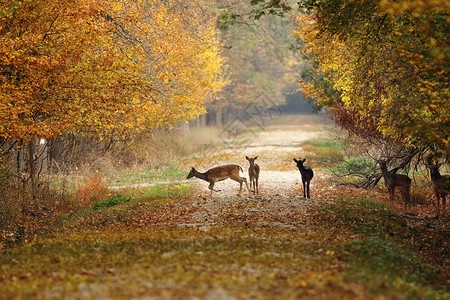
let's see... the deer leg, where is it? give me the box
[402,187,409,212]
[255,178,259,194]
[232,177,246,195]
[443,194,446,216]
[404,193,407,211]
[388,187,395,202]
[436,193,441,217]
[208,182,216,196]
[242,177,249,194]
[241,177,249,195]
[302,180,306,198]
[306,181,310,199]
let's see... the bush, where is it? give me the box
[410,185,428,205]
[76,174,108,209]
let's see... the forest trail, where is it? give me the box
[3,114,447,300]
[182,114,332,200]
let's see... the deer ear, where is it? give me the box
[302,159,306,163]
[254,156,258,160]
[293,158,298,163]
[245,156,249,160]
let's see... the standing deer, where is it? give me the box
[246,156,260,194]
[378,160,411,211]
[426,163,449,218]
[187,165,249,196]
[293,158,314,199]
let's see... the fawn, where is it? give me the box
[293,158,314,199]
[378,160,411,211]
[246,156,260,194]
[427,163,449,218]
[187,164,249,196]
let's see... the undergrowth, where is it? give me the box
[321,197,449,299]
[92,195,130,210]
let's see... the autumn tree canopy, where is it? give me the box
[214,0,303,112]
[0,0,225,141]
[294,0,449,154]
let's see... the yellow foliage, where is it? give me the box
[293,1,449,150]
[0,0,225,141]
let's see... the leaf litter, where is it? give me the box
[1,115,448,299]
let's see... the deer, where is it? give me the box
[186,164,249,196]
[426,163,449,218]
[378,160,411,211]
[293,158,314,199]
[246,156,260,194]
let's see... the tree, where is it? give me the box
[294,0,449,155]
[212,0,304,120]
[0,0,225,141]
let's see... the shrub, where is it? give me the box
[76,174,108,209]
[410,185,428,205]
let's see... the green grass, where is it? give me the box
[322,197,410,237]
[124,183,193,202]
[111,163,186,186]
[321,197,449,299]
[303,138,346,152]
[331,157,375,176]
[58,183,194,228]
[92,195,130,210]
[302,138,346,168]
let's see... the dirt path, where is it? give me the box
[184,114,332,200]
[176,115,335,233]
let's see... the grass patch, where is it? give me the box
[128,183,193,202]
[323,197,410,238]
[303,138,345,152]
[58,183,194,228]
[331,157,375,176]
[347,236,440,298]
[302,138,346,168]
[111,163,186,186]
[92,195,130,210]
[321,197,449,299]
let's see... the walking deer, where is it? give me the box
[187,164,249,196]
[378,160,411,211]
[293,158,314,199]
[426,163,449,218]
[246,156,260,194]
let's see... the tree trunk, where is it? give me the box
[215,109,222,127]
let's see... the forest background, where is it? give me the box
[0,0,449,298]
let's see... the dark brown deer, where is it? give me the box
[246,156,260,194]
[378,160,411,211]
[427,163,449,218]
[293,158,314,199]
[187,165,249,196]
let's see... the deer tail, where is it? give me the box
[238,165,243,173]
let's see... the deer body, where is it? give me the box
[293,158,314,199]
[379,160,411,210]
[187,164,248,196]
[428,164,449,217]
[246,156,260,194]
